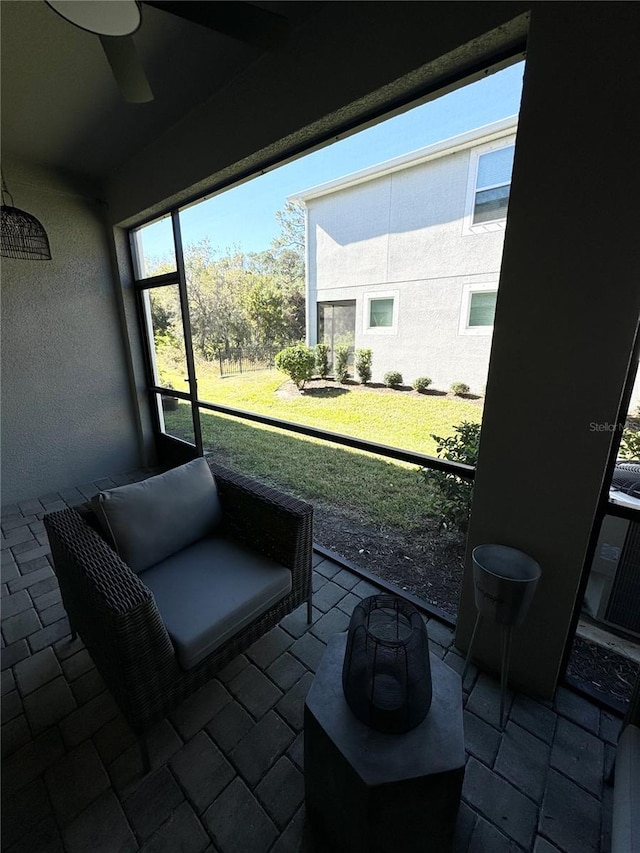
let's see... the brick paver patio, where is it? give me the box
[1,469,622,852]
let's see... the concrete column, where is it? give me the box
[455,4,640,698]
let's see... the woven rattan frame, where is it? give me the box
[1,204,52,260]
[44,461,313,734]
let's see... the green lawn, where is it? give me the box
[164,403,431,529]
[161,366,482,531]
[163,364,483,458]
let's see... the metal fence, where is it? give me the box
[218,346,278,378]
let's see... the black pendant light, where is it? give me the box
[1,174,52,261]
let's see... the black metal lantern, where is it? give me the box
[342,595,432,733]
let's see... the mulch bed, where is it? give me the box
[277,377,484,403]
[566,635,638,710]
[313,503,465,616]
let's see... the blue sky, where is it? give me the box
[141,61,524,263]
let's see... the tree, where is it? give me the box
[274,200,305,256]
[184,240,254,358]
[245,277,287,345]
[149,294,176,337]
[249,200,306,341]
[146,287,185,384]
[146,200,308,362]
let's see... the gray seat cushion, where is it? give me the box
[140,535,292,670]
[91,458,221,573]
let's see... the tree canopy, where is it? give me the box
[147,201,306,364]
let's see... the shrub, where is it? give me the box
[335,344,350,383]
[619,427,640,461]
[419,421,481,532]
[315,343,330,379]
[451,381,470,396]
[355,348,373,384]
[412,376,432,393]
[384,370,403,388]
[275,343,315,389]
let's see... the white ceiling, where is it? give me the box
[1,0,319,181]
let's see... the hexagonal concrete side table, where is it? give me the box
[304,634,465,853]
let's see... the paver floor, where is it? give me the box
[1,469,623,852]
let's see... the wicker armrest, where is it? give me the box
[208,460,313,578]
[44,508,176,725]
[45,508,149,612]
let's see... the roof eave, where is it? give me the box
[288,115,518,204]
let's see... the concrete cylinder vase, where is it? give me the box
[342,594,432,734]
[472,544,542,627]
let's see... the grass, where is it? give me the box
[160,365,483,531]
[162,363,483,457]
[164,403,432,530]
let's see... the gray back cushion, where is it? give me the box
[91,458,221,573]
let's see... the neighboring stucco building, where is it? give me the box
[291,117,518,391]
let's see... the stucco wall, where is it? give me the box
[309,277,496,391]
[306,134,514,389]
[0,160,143,503]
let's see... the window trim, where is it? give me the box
[462,138,515,235]
[458,283,498,335]
[363,290,399,335]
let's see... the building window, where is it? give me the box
[473,146,514,223]
[463,138,515,234]
[469,291,497,326]
[364,291,399,334]
[369,298,394,327]
[459,285,497,335]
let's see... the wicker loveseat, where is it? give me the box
[44,458,313,766]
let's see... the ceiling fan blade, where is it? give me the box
[143,1,289,49]
[99,34,154,103]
